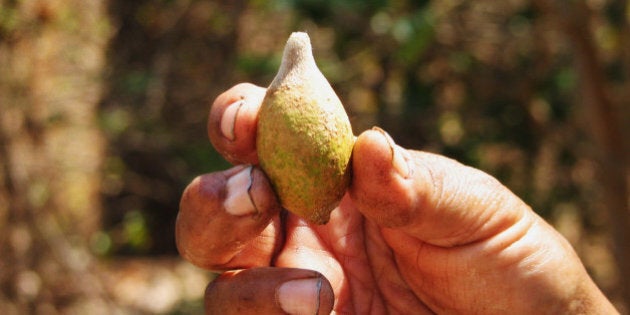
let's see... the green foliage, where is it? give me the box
[287,0,388,23]
[123,210,151,251]
[0,5,18,35]
[235,52,281,81]
[176,141,231,178]
[392,9,435,64]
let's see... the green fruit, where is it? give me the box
[257,32,355,224]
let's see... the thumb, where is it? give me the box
[349,127,528,247]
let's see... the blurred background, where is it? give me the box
[0,0,628,313]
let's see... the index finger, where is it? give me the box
[208,83,266,165]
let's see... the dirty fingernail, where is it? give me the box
[221,100,244,141]
[278,278,322,315]
[224,165,257,216]
[372,127,411,178]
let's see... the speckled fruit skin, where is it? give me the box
[257,33,354,224]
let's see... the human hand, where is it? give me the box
[176,83,617,314]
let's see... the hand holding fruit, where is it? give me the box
[175,33,617,314]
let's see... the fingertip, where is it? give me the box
[352,129,391,179]
[277,276,334,315]
[317,275,335,315]
[350,128,417,228]
[208,83,266,165]
[176,166,281,270]
[248,166,282,220]
[205,268,334,315]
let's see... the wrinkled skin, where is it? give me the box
[176,83,617,314]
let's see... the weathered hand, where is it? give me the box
[176,83,617,314]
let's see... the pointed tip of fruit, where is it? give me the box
[287,32,311,47]
[271,32,316,89]
[283,32,312,62]
[282,32,313,64]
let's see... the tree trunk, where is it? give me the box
[0,0,115,313]
[534,0,630,310]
